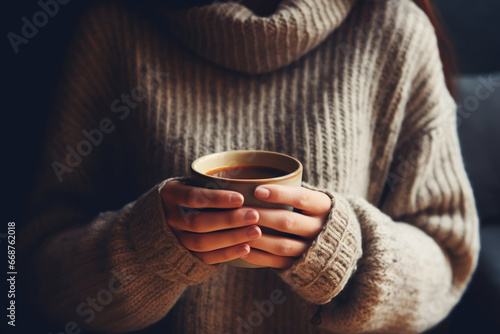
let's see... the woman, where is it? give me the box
[20,0,479,333]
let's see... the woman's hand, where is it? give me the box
[161,181,331,269]
[161,181,262,264]
[244,185,332,269]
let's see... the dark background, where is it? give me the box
[2,0,500,333]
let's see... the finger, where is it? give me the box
[242,249,296,269]
[247,234,310,257]
[254,208,324,239]
[169,207,259,233]
[192,243,250,265]
[254,185,331,215]
[162,181,244,209]
[177,225,262,252]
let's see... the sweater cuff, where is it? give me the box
[129,177,222,284]
[275,183,362,304]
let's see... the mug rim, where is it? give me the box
[191,150,303,184]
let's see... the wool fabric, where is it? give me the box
[20,0,479,333]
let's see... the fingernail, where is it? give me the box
[255,187,270,199]
[247,226,261,239]
[230,193,244,205]
[244,210,258,222]
[237,245,250,257]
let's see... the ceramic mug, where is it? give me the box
[190,150,303,268]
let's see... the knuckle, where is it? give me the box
[225,210,239,227]
[276,240,293,256]
[182,234,204,252]
[189,214,203,231]
[176,206,198,227]
[280,213,296,232]
[187,188,208,207]
[213,192,226,206]
[203,186,218,200]
[184,189,196,207]
[295,192,308,208]
[191,237,204,252]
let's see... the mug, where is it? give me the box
[190,150,303,268]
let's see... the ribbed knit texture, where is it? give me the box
[20,0,479,333]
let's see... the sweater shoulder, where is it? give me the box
[345,0,438,57]
[369,0,436,34]
[336,0,453,146]
[373,0,438,56]
[369,1,455,141]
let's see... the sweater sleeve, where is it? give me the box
[278,125,478,333]
[274,4,480,333]
[19,4,221,333]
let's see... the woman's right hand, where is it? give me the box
[160,181,262,264]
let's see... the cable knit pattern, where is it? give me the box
[19,0,479,333]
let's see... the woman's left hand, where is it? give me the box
[243,185,332,269]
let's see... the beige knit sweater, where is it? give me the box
[20,0,480,333]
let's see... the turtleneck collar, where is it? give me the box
[164,0,358,74]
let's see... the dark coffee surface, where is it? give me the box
[206,165,288,179]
